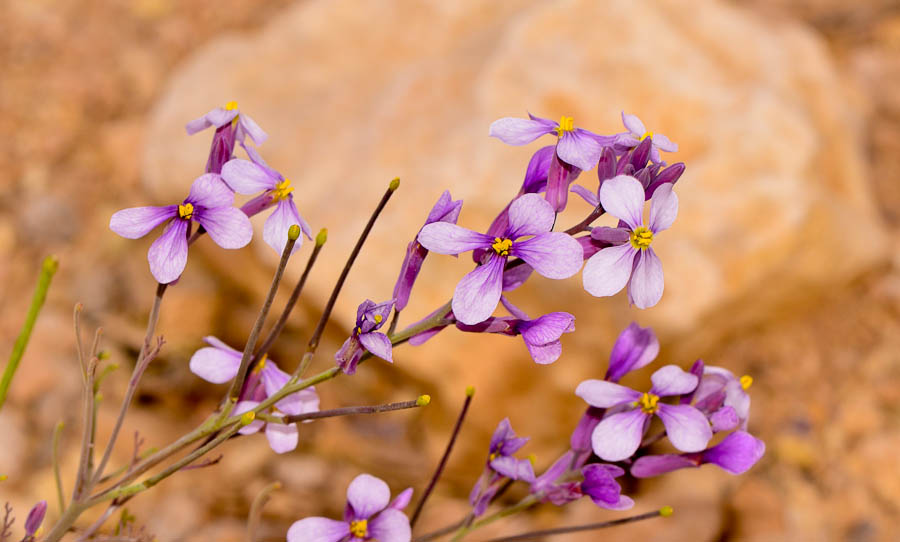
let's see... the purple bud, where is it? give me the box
[205,123,237,174]
[545,150,581,212]
[605,322,659,383]
[521,145,555,193]
[596,147,617,184]
[25,500,47,536]
[629,137,653,170]
[646,162,686,199]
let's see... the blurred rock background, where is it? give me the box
[1,0,899,540]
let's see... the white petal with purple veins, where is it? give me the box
[656,404,713,452]
[147,219,189,284]
[506,193,555,238]
[489,117,556,145]
[649,182,678,233]
[452,255,505,325]
[591,409,647,462]
[582,243,637,298]
[628,248,664,309]
[109,206,176,239]
[418,223,492,255]
[557,129,603,171]
[598,175,645,230]
[511,232,583,279]
[650,364,699,397]
[262,199,304,254]
[359,332,393,363]
[196,206,253,250]
[221,159,276,194]
[187,173,234,208]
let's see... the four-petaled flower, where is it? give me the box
[335,300,395,375]
[576,364,713,462]
[418,194,583,325]
[616,111,678,164]
[186,101,267,146]
[530,450,634,510]
[582,175,678,308]
[469,418,535,516]
[109,174,253,284]
[287,474,413,542]
[490,113,616,171]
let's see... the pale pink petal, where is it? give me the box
[221,159,276,194]
[265,421,298,453]
[147,219,189,284]
[575,379,642,408]
[628,247,664,309]
[557,129,603,171]
[582,243,637,298]
[598,175,645,230]
[591,409,647,462]
[287,518,349,542]
[621,111,646,136]
[656,404,713,452]
[109,206,176,239]
[234,401,263,435]
[489,117,556,145]
[389,488,413,510]
[347,474,391,519]
[186,173,234,208]
[452,255,504,325]
[570,185,599,208]
[237,114,267,145]
[651,132,678,152]
[189,346,241,384]
[262,199,305,254]
[650,365,699,397]
[506,193,555,238]
[418,223,492,255]
[649,182,678,233]
[511,232,583,279]
[358,332,393,363]
[196,207,253,249]
[368,509,411,542]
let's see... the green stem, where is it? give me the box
[52,421,66,513]
[450,496,539,541]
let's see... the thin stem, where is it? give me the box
[73,357,98,500]
[410,387,474,528]
[280,396,428,424]
[52,420,66,513]
[0,255,58,410]
[450,496,539,541]
[480,509,668,541]
[246,481,281,542]
[413,517,469,542]
[564,204,604,235]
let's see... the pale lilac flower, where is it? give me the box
[576,365,712,462]
[23,500,47,541]
[189,337,319,453]
[630,431,766,477]
[186,101,267,146]
[489,113,616,171]
[393,191,463,311]
[335,300,395,375]
[581,175,678,308]
[221,145,311,254]
[616,111,678,164]
[690,365,753,430]
[418,194,583,325]
[109,174,253,284]
[530,451,633,510]
[287,474,412,542]
[469,418,535,516]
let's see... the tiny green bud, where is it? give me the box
[389,177,400,191]
[659,505,674,517]
[0,474,7,482]
[465,385,475,398]
[416,394,431,407]
[288,224,301,241]
[316,228,328,246]
[43,255,59,274]
[97,350,110,360]
[241,411,257,426]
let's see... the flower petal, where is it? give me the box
[221,159,276,194]
[452,255,504,325]
[237,114,268,145]
[110,206,176,239]
[598,175,645,230]
[582,243,637,298]
[581,464,627,509]
[521,145,555,193]
[418,223,492,255]
[347,474,391,519]
[265,421,298,454]
[518,312,575,346]
[189,346,241,384]
[359,332,393,363]
[702,431,766,474]
[147,219,189,284]
[628,247,664,309]
[489,117,555,145]
[650,364,699,397]
[651,132,678,152]
[570,184,599,208]
[506,193,555,238]
[557,129,603,171]
[185,108,237,134]
[656,404,713,453]
[606,322,659,383]
[710,406,740,433]
[196,206,253,249]
[631,454,699,478]
[501,263,533,292]
[490,456,535,482]
[234,401,263,435]
[621,112,645,136]
[591,409,647,462]
[524,340,562,365]
[511,232,583,279]
[575,379,641,408]
[389,488,414,511]
[368,509,412,542]
[287,517,349,542]
[262,199,306,254]
[187,173,234,208]
[649,182,678,233]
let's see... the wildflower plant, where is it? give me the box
[0,103,765,542]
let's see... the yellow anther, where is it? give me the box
[374,314,383,324]
[557,116,575,134]
[350,519,368,538]
[640,131,654,141]
[273,178,294,201]
[489,451,500,462]
[356,326,362,334]
[416,394,431,406]
[492,237,513,257]
[252,354,268,374]
[225,101,238,111]
[635,392,660,414]
[740,375,753,390]
[629,226,653,250]
[240,411,256,425]
[527,453,537,465]
[178,203,194,220]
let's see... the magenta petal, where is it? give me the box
[263,199,307,254]
[196,206,253,249]
[570,184,600,208]
[147,219,189,284]
[368,509,412,542]
[649,182,678,233]
[265,421,298,454]
[347,474,391,519]
[418,223,492,255]
[702,431,765,474]
[557,129,603,171]
[189,346,241,384]
[511,232,583,279]
[650,365,699,397]
[524,340,562,365]
[506,193,555,238]
[452,255,504,325]
[110,206,177,239]
[582,243,637,297]
[656,404,713,453]
[519,312,574,345]
[621,112,646,136]
[575,379,641,408]
[389,488,414,511]
[358,332,393,363]
[631,454,699,478]
[628,247,664,309]
[187,173,234,208]
[591,409,647,462]
[287,517,350,542]
[489,117,556,145]
[598,175,645,230]
[221,158,276,194]
[606,322,659,383]
[710,406,740,433]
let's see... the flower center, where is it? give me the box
[492,237,513,257]
[640,130,654,141]
[629,226,653,250]
[349,519,368,538]
[225,101,238,111]
[274,178,295,200]
[636,392,660,414]
[556,116,575,135]
[740,375,753,390]
[178,203,194,220]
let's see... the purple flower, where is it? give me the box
[393,191,463,311]
[690,366,753,430]
[469,418,535,516]
[606,322,659,383]
[576,365,712,461]
[186,101,267,146]
[221,145,312,254]
[418,194,583,325]
[630,431,766,477]
[23,500,47,540]
[109,174,253,284]
[489,113,615,171]
[581,175,678,308]
[530,452,633,510]
[335,300,395,375]
[189,337,319,453]
[287,474,413,542]
[615,111,678,164]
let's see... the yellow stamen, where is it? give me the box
[374,314,383,324]
[635,392,660,414]
[273,178,295,201]
[629,226,653,250]
[740,375,753,390]
[252,354,268,374]
[350,519,368,538]
[556,116,575,135]
[225,101,238,111]
[640,130,654,141]
[492,237,513,257]
[489,451,499,462]
[178,203,194,220]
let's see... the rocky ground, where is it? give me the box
[1,0,899,540]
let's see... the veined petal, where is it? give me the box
[196,206,253,249]
[110,206,176,239]
[369,509,412,542]
[702,431,766,474]
[189,346,241,384]
[524,340,563,365]
[582,243,637,298]
[575,379,641,408]
[286,517,349,542]
[656,404,713,453]
[489,117,556,145]
[628,247,664,309]
[519,312,575,346]
[631,454,699,478]
[221,159,276,194]
[185,108,237,134]
[591,409,647,462]
[598,175,644,230]
[237,114,268,145]
[570,184,599,208]
[507,193,555,238]
[418,223,492,255]
[347,474,391,519]
[452,255,504,325]
[359,332,393,363]
[187,173,234,208]
[649,182,678,233]
[490,456,536,482]
[650,365,699,397]
[521,145,555,193]
[262,199,306,254]
[606,322,659,383]
[511,232,583,279]
[265,421,299,454]
[651,132,678,152]
[557,129,603,171]
[621,112,646,136]
[147,219,189,284]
